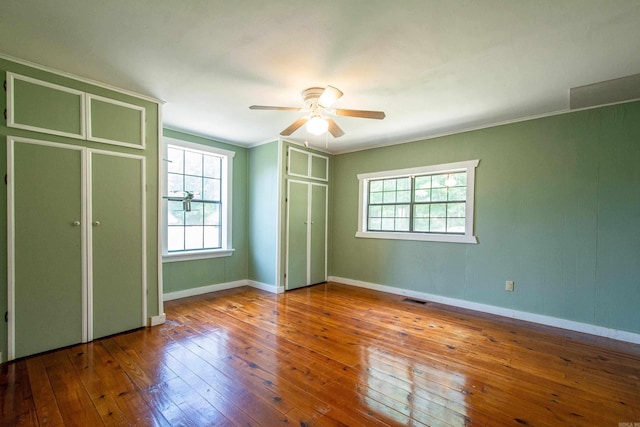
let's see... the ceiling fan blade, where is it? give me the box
[318,85,344,108]
[280,117,308,136]
[249,105,302,111]
[335,109,386,120]
[326,118,345,138]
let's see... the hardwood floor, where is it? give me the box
[2,282,639,426]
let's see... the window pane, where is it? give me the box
[414,218,429,232]
[370,192,383,204]
[447,202,466,218]
[167,226,184,251]
[451,172,467,187]
[415,189,430,202]
[397,190,411,203]
[396,177,411,190]
[432,174,446,188]
[204,226,220,248]
[203,178,220,201]
[203,155,221,178]
[168,201,184,225]
[204,203,220,226]
[368,218,382,230]
[448,187,466,201]
[447,218,465,233]
[185,226,203,250]
[396,205,410,218]
[370,180,383,192]
[185,203,203,225]
[415,176,431,189]
[431,188,447,201]
[184,175,202,197]
[184,151,203,176]
[381,218,395,230]
[395,218,410,231]
[369,205,382,218]
[167,147,184,174]
[383,179,396,192]
[430,204,446,217]
[430,218,446,232]
[382,205,395,217]
[382,191,396,204]
[414,204,430,218]
[168,173,183,194]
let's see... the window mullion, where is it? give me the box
[409,176,415,232]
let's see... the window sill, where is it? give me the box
[163,248,235,263]
[355,231,477,244]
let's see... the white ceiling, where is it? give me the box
[1,1,639,153]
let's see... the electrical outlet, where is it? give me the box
[506,280,515,292]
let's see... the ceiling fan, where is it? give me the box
[249,85,385,138]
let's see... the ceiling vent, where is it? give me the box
[570,73,640,109]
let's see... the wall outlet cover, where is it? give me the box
[506,280,515,292]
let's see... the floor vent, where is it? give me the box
[403,297,428,305]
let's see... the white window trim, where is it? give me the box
[356,159,479,244]
[162,137,235,261]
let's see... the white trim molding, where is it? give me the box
[163,280,249,301]
[163,279,284,301]
[329,276,640,345]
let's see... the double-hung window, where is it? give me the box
[162,137,235,261]
[356,160,479,244]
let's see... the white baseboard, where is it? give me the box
[163,280,248,301]
[247,280,285,294]
[148,314,166,326]
[329,276,640,345]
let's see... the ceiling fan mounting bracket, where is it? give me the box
[302,87,325,109]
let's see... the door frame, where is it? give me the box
[285,179,328,290]
[6,136,146,360]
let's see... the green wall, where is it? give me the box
[162,129,248,294]
[0,57,161,360]
[331,101,640,334]
[248,141,279,286]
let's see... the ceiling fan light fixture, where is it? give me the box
[306,115,329,135]
[317,85,344,108]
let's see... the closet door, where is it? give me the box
[90,152,145,339]
[286,180,327,290]
[286,180,309,290]
[9,140,85,359]
[309,184,327,285]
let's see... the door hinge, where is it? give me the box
[3,80,6,92]
[4,312,7,323]
[3,109,6,121]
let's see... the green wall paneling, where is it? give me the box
[8,72,85,138]
[248,141,279,286]
[330,101,640,335]
[88,95,145,148]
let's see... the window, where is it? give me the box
[162,137,235,261]
[356,160,479,244]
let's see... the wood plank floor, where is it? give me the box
[2,282,639,426]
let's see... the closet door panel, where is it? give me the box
[309,184,327,285]
[91,153,144,339]
[13,142,84,358]
[286,181,309,290]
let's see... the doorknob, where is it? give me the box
[72,220,81,226]
[93,221,101,226]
